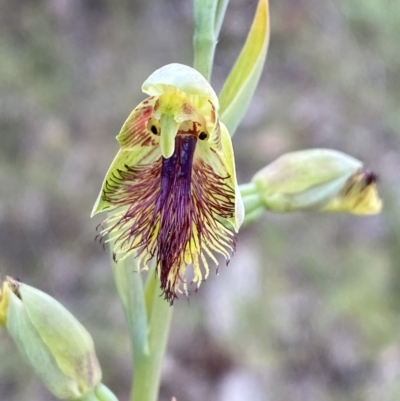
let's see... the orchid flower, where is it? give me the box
[92,63,244,303]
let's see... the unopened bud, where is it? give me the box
[0,277,102,400]
[251,149,382,214]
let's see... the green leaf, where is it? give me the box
[219,0,270,135]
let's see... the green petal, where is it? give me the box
[219,0,270,135]
[92,98,161,216]
[91,148,159,216]
[198,121,244,231]
[322,171,383,215]
[219,122,244,230]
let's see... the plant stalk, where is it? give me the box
[130,270,173,401]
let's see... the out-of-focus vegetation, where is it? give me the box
[0,0,399,400]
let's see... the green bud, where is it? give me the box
[251,149,382,214]
[0,277,102,400]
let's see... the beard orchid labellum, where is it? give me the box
[92,63,244,303]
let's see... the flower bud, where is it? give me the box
[0,277,102,400]
[251,149,382,214]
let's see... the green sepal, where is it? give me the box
[19,284,102,394]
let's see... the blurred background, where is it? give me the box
[0,0,399,400]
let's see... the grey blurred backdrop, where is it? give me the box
[1,0,399,400]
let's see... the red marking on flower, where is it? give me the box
[208,100,216,124]
[183,102,195,115]
[118,97,156,148]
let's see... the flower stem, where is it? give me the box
[193,0,229,80]
[114,258,172,401]
[193,0,218,80]
[239,181,266,226]
[94,384,120,401]
[213,0,230,38]
[79,384,119,401]
[239,181,258,197]
[130,270,173,401]
[113,258,149,364]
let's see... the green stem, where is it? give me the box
[239,181,258,197]
[130,271,173,401]
[239,181,266,226]
[193,0,218,80]
[79,392,98,401]
[214,0,230,37]
[242,205,264,227]
[242,193,263,212]
[79,384,119,401]
[94,384,120,401]
[241,192,265,227]
[113,258,149,364]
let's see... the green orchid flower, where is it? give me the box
[92,63,244,304]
